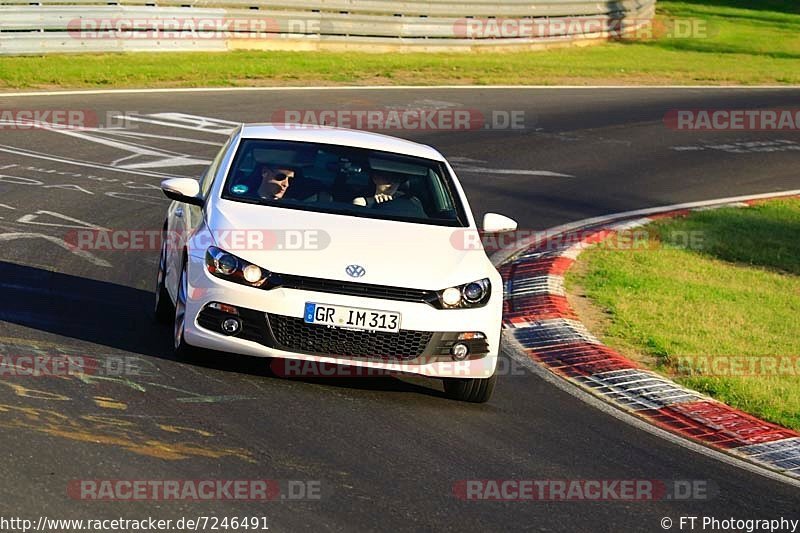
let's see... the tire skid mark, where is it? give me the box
[0,402,255,462]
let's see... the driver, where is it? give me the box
[257,164,296,200]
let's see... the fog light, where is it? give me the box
[442,287,462,307]
[221,318,241,335]
[450,342,469,361]
[242,264,265,284]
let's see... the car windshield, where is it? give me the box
[221,139,469,227]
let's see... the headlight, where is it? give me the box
[206,246,269,287]
[216,253,239,276]
[437,278,491,309]
[463,280,488,304]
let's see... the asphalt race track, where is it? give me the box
[0,88,798,531]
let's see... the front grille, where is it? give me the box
[267,314,433,361]
[265,273,439,307]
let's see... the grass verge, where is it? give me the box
[1,1,800,90]
[566,198,800,430]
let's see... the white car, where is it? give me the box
[155,124,517,402]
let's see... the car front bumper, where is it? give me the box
[182,253,501,379]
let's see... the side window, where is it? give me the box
[430,169,451,211]
[200,136,233,198]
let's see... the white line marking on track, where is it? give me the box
[0,203,14,220]
[16,210,109,230]
[102,129,224,146]
[449,157,574,178]
[455,165,574,178]
[104,191,165,205]
[110,153,140,166]
[0,144,184,179]
[35,127,212,169]
[150,111,241,127]
[118,157,209,170]
[113,112,238,135]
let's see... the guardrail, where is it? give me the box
[0,0,656,54]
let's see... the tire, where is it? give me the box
[173,258,195,359]
[443,372,497,403]
[154,237,174,324]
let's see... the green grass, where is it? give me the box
[1,0,800,89]
[566,199,800,430]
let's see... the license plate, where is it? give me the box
[304,302,401,333]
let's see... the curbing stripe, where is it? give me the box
[511,318,601,348]
[737,438,800,478]
[528,342,635,377]
[505,275,566,298]
[644,401,798,449]
[576,368,706,410]
[499,192,800,482]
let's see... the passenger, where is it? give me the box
[352,170,415,207]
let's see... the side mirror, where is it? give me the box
[161,178,204,207]
[483,213,518,233]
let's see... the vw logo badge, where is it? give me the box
[345,265,366,278]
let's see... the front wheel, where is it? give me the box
[442,372,497,403]
[154,238,174,324]
[173,260,195,359]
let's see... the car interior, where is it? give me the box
[223,139,465,225]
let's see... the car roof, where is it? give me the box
[239,123,446,162]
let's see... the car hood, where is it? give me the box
[206,200,491,289]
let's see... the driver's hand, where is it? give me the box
[374,194,393,204]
